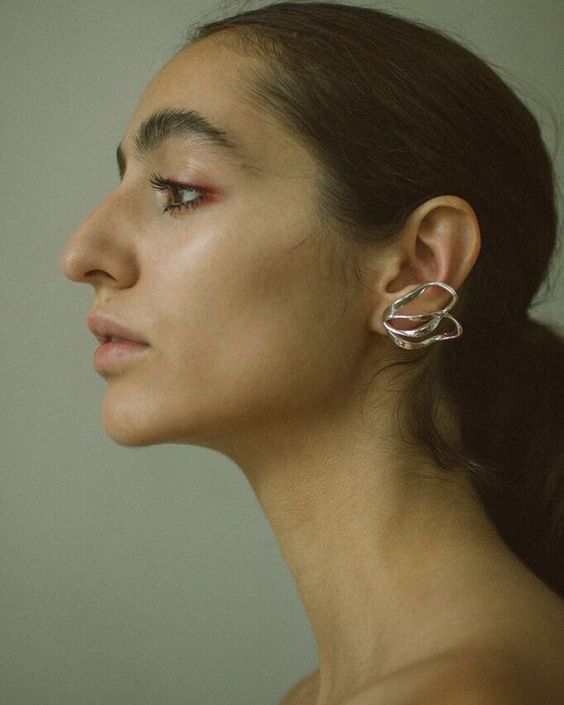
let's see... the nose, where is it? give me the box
[59,191,139,289]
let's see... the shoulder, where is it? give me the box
[414,646,562,705]
[347,649,555,705]
[414,665,538,705]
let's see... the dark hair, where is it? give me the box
[184,1,564,596]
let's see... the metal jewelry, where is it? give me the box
[382,281,463,350]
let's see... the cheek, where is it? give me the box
[166,239,346,404]
[132,226,357,436]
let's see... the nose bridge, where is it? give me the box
[59,186,136,284]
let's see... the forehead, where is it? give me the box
[123,34,316,177]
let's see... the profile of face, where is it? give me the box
[60,33,371,456]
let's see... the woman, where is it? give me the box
[59,2,564,703]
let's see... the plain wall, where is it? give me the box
[1,1,563,704]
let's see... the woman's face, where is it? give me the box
[60,34,366,451]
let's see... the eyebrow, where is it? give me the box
[116,106,249,178]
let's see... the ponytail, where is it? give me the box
[442,316,564,596]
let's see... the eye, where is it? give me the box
[149,172,207,215]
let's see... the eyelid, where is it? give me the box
[148,171,207,215]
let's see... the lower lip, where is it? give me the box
[93,340,150,372]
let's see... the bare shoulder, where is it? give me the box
[281,640,564,705]
[416,641,564,704]
[349,591,564,705]
[413,657,548,705]
[281,595,564,705]
[347,645,564,705]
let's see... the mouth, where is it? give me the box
[96,334,147,345]
[87,312,149,346]
[93,337,150,373]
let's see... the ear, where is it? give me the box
[368,195,481,337]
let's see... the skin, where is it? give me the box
[60,33,564,705]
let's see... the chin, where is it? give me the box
[101,416,166,447]
[99,389,220,449]
[100,393,173,447]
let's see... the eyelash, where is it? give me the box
[149,171,207,215]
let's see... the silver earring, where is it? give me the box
[382,281,463,350]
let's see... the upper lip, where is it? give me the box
[87,312,149,345]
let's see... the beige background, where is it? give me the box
[1,1,562,704]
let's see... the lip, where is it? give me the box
[93,338,150,373]
[87,312,149,346]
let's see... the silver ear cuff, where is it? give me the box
[382,281,463,350]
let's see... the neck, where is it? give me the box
[218,385,529,704]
